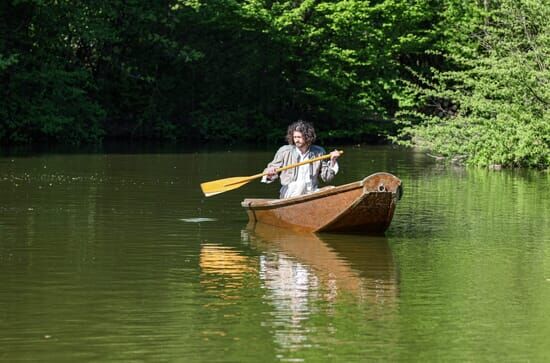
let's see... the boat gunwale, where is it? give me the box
[241,179,364,210]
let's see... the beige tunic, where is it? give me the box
[261,145,339,198]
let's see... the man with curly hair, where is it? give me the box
[262,120,341,198]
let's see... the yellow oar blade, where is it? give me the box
[200,176,255,197]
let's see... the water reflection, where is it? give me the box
[243,222,399,352]
[199,244,257,306]
[247,223,398,302]
[197,223,399,353]
[200,244,252,276]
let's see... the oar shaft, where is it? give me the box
[276,153,333,172]
[249,150,343,180]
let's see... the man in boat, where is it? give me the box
[262,120,341,199]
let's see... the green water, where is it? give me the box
[1,146,549,362]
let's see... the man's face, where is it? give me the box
[293,131,306,149]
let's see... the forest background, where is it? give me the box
[0,0,548,168]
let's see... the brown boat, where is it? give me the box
[241,172,403,234]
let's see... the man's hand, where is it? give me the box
[330,150,341,165]
[266,167,278,179]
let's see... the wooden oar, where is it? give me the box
[200,150,343,197]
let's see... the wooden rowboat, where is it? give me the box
[241,172,403,234]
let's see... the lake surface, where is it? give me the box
[1,145,549,362]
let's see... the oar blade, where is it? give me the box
[200,176,253,197]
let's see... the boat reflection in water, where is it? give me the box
[243,222,399,351]
[244,222,399,306]
[198,223,398,305]
[198,223,399,353]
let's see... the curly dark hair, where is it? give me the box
[285,120,316,146]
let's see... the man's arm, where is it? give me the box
[320,150,341,182]
[261,146,287,183]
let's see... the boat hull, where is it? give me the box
[241,172,402,234]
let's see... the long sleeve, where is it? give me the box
[261,146,287,184]
[320,159,338,182]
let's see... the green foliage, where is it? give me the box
[10,67,105,143]
[1,0,106,144]
[0,53,18,71]
[253,0,442,129]
[1,0,444,145]
[393,0,549,169]
[1,0,546,169]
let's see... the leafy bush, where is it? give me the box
[393,0,549,169]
